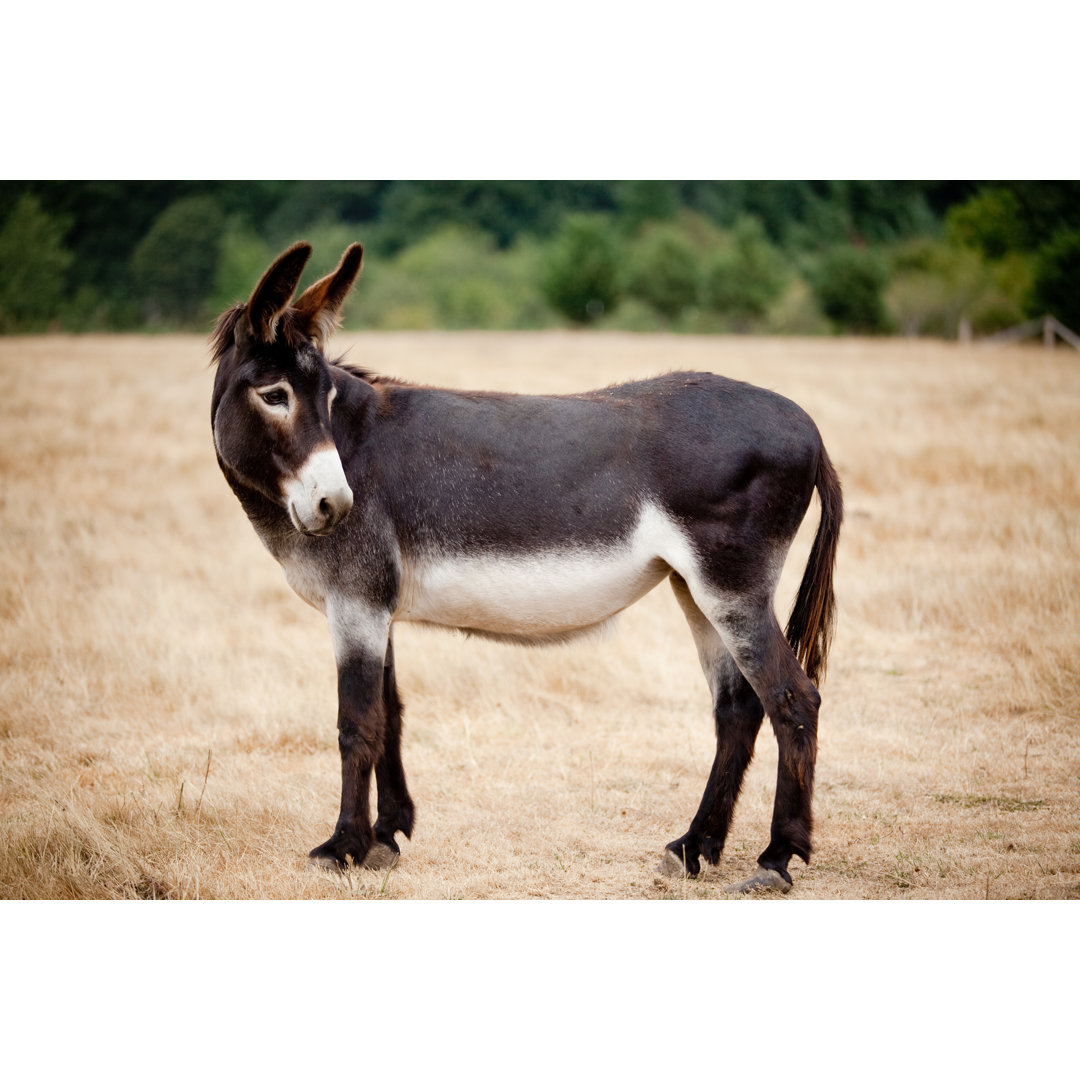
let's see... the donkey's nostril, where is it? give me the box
[318,497,332,521]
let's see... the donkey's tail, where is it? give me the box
[786,443,843,686]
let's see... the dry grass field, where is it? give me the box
[1,330,1077,900]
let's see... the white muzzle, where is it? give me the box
[283,446,354,535]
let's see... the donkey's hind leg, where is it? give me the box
[370,636,415,866]
[708,595,821,893]
[658,574,765,878]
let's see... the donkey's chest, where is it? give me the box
[278,550,329,612]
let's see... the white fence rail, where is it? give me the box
[981,315,1080,351]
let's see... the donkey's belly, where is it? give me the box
[399,549,670,639]
[396,502,696,641]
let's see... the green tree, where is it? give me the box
[1028,229,1080,328]
[946,188,1027,259]
[624,223,701,320]
[812,246,892,334]
[541,215,621,324]
[885,238,1031,337]
[210,219,272,313]
[131,195,226,325]
[395,226,521,328]
[0,194,73,331]
[704,216,787,326]
[616,181,680,234]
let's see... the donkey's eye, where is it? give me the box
[259,388,289,408]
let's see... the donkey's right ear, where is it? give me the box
[245,242,313,343]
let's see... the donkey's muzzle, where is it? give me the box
[284,447,354,536]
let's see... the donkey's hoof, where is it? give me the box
[307,854,346,875]
[723,868,792,896]
[361,842,399,871]
[656,848,693,879]
[307,843,398,874]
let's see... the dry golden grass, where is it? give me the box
[1,331,1078,900]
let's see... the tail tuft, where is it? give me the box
[786,446,843,685]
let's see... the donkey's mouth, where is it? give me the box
[289,503,351,537]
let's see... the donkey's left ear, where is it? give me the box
[293,243,364,347]
[247,241,312,343]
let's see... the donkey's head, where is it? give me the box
[211,242,363,536]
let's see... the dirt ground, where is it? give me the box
[1,331,1077,899]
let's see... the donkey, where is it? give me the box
[210,242,843,894]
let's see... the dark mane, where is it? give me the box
[210,304,392,385]
[209,305,245,366]
[331,355,400,385]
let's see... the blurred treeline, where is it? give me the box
[2,180,1078,336]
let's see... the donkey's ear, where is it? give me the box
[292,243,364,347]
[246,242,312,343]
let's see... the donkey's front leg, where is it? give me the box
[309,602,391,871]
[373,637,415,856]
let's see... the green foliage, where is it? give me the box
[971,253,1034,333]
[599,297,668,332]
[887,240,978,337]
[131,196,225,325]
[766,277,831,336]
[373,181,615,253]
[812,246,892,334]
[3,181,1080,338]
[616,181,680,234]
[541,216,621,324]
[703,216,787,327]
[0,194,73,331]
[210,219,273,313]
[350,226,552,331]
[886,238,1033,337]
[624,224,701,321]
[1028,229,1080,327]
[946,188,1027,259]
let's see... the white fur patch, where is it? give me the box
[671,579,731,702]
[327,594,391,663]
[396,501,697,640]
[683,542,790,666]
[282,445,353,534]
[279,551,328,613]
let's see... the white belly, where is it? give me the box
[396,502,696,641]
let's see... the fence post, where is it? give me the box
[1044,316,1055,349]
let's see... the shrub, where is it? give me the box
[766,277,831,336]
[623,224,701,321]
[349,226,551,330]
[946,188,1027,259]
[704,216,787,327]
[886,239,1033,337]
[0,194,73,332]
[812,246,892,334]
[131,196,225,325]
[615,181,680,233]
[210,219,272,314]
[600,297,667,332]
[1027,229,1080,329]
[541,215,621,324]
